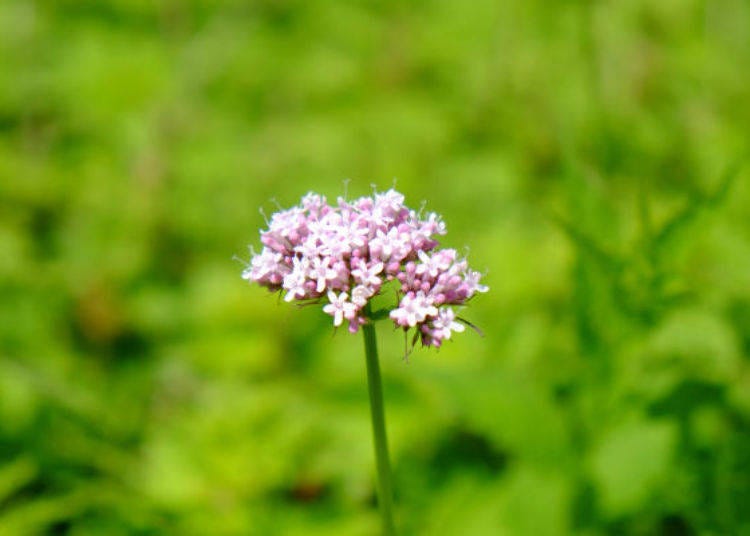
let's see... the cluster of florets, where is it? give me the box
[242,189,487,348]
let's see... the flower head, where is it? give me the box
[243,188,488,348]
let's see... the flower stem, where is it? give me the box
[362,304,396,535]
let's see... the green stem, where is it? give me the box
[362,304,396,535]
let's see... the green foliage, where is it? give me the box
[2,0,750,534]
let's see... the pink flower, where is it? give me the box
[464,270,489,295]
[430,307,465,342]
[351,259,384,287]
[415,249,455,279]
[390,292,438,327]
[374,189,405,213]
[242,248,284,282]
[309,257,337,293]
[351,285,374,307]
[282,256,310,302]
[323,291,358,327]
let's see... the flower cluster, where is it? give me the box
[242,189,487,347]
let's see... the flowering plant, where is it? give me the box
[243,189,487,348]
[243,188,487,534]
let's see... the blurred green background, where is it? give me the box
[2,0,750,534]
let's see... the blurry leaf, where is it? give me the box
[729,368,750,418]
[590,418,677,516]
[0,361,37,432]
[551,214,623,272]
[451,372,570,468]
[0,487,94,535]
[645,308,741,383]
[0,457,37,505]
[420,469,570,536]
[500,468,571,536]
[140,435,206,507]
[420,476,506,536]
[653,160,743,258]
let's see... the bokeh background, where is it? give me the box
[2,0,750,534]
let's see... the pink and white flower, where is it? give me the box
[390,291,438,328]
[323,291,358,327]
[309,257,337,293]
[430,307,465,342]
[351,259,384,287]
